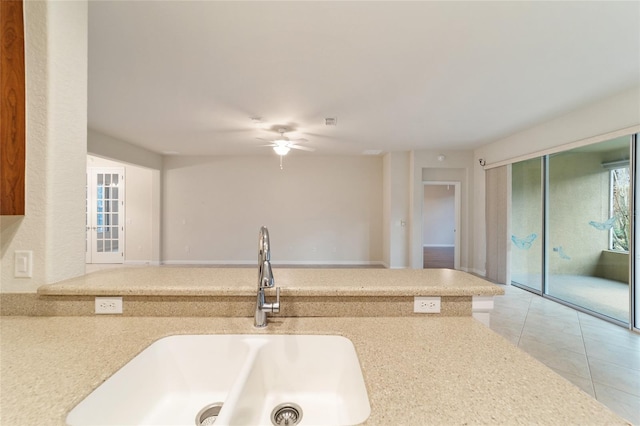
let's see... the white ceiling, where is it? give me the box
[88,1,640,156]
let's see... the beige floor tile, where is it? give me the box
[593,382,640,425]
[490,313,526,329]
[549,367,595,397]
[584,337,640,371]
[492,284,640,421]
[489,323,522,346]
[522,314,583,337]
[520,326,586,354]
[518,336,591,379]
[525,306,579,321]
[491,305,529,321]
[580,321,640,352]
[589,357,640,397]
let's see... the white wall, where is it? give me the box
[87,156,155,263]
[162,155,383,264]
[477,87,640,168]
[0,1,87,293]
[88,129,163,170]
[423,185,455,246]
[382,152,410,268]
[473,86,640,276]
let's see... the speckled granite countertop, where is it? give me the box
[37,267,504,297]
[0,316,626,425]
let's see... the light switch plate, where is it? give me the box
[14,250,33,278]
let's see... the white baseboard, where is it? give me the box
[273,260,384,266]
[124,260,160,266]
[162,260,253,266]
[460,267,486,276]
[161,260,385,266]
[422,244,455,248]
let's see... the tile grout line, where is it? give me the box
[577,312,597,399]
[516,292,534,347]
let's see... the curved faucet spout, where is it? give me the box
[255,226,280,328]
[260,260,274,288]
[258,226,270,264]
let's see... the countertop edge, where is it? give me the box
[36,286,504,297]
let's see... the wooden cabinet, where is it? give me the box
[1,0,26,215]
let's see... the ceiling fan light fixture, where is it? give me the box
[273,145,290,156]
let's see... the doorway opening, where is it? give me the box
[422,182,460,269]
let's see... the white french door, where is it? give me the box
[86,167,125,264]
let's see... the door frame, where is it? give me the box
[422,181,461,269]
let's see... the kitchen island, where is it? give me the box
[0,315,627,425]
[2,267,503,317]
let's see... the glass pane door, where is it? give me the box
[547,137,630,323]
[511,158,543,292]
[86,167,125,264]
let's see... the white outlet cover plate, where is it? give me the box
[413,296,441,313]
[95,297,123,314]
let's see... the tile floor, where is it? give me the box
[488,284,640,424]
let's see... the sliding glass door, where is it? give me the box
[511,158,543,292]
[546,138,630,323]
[511,135,633,326]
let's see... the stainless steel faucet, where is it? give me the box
[255,226,280,327]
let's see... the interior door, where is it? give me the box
[86,167,125,264]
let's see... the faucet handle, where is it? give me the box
[272,287,280,313]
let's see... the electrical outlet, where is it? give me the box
[414,296,441,313]
[95,297,123,314]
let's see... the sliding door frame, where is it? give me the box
[510,135,636,330]
[632,134,638,332]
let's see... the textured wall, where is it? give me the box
[162,155,383,264]
[0,1,87,293]
[45,0,88,284]
[0,1,48,292]
[382,152,410,268]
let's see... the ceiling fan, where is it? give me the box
[257,128,315,156]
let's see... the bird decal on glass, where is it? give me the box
[553,246,571,260]
[511,233,537,250]
[588,217,616,231]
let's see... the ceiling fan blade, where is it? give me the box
[260,144,277,147]
[289,144,315,152]
[291,138,308,143]
[256,137,273,142]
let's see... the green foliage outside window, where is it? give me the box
[611,168,629,251]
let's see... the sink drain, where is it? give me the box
[271,402,303,426]
[195,402,223,426]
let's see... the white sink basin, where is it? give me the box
[66,335,370,426]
